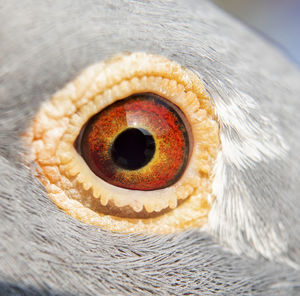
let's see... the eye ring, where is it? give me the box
[26,52,220,233]
[57,75,212,213]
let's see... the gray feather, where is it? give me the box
[0,0,299,294]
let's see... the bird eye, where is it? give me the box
[25,53,220,233]
[76,92,191,191]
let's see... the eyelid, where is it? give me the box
[25,52,220,234]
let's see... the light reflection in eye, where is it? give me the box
[76,92,191,192]
[25,53,220,233]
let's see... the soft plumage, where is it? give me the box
[0,0,299,295]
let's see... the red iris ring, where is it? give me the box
[76,93,191,191]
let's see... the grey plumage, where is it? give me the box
[0,0,299,295]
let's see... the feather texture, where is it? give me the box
[0,0,299,294]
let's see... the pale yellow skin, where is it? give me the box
[25,53,220,234]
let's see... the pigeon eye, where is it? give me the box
[25,53,220,233]
[76,93,191,191]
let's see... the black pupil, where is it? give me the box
[111,128,155,170]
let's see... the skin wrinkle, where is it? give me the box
[26,54,218,232]
[0,0,300,295]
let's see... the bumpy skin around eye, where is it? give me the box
[2,1,300,295]
[25,52,220,232]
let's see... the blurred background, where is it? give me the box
[212,0,300,67]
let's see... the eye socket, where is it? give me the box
[25,53,220,233]
[76,92,191,191]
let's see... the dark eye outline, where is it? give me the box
[75,92,192,192]
[25,52,220,234]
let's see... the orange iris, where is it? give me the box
[77,93,191,190]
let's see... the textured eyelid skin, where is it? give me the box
[25,52,220,234]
